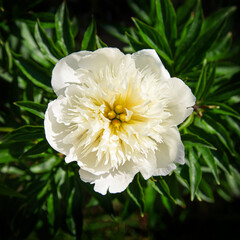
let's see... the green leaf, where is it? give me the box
[204,102,240,120]
[206,32,232,61]
[176,6,236,74]
[132,18,172,66]
[96,36,108,49]
[181,132,216,149]
[126,32,146,51]
[14,57,52,92]
[127,174,145,216]
[155,0,167,40]
[188,148,202,201]
[197,178,215,203]
[34,21,63,64]
[17,21,51,68]
[21,140,49,157]
[216,65,240,80]
[81,18,97,51]
[175,0,203,62]
[160,0,177,46]
[2,125,44,143]
[14,101,47,119]
[55,2,75,55]
[179,113,194,131]
[204,114,236,156]
[191,120,231,173]
[194,59,208,100]
[201,6,236,35]
[127,0,152,25]
[201,63,216,100]
[197,147,220,185]
[0,148,17,163]
[176,0,196,28]
[151,177,176,204]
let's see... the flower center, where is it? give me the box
[106,104,128,129]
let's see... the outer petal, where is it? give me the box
[52,51,91,96]
[44,100,72,155]
[132,49,170,80]
[140,127,184,179]
[79,161,139,195]
[52,48,125,96]
[167,77,196,126]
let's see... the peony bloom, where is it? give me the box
[44,48,196,195]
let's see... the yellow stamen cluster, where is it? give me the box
[106,104,127,129]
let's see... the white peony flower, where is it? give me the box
[44,48,196,195]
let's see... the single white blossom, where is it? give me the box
[44,48,196,195]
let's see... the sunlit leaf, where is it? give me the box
[81,18,97,51]
[55,2,75,55]
[14,57,52,92]
[132,17,173,66]
[14,101,47,119]
[34,21,63,63]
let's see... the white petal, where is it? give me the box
[44,101,72,155]
[79,161,139,195]
[154,126,184,170]
[52,48,125,96]
[76,48,125,73]
[52,51,91,95]
[167,77,196,126]
[132,49,170,79]
[140,127,184,179]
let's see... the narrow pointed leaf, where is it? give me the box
[132,18,172,65]
[206,32,232,61]
[176,0,196,28]
[55,2,75,55]
[181,132,216,149]
[96,36,108,48]
[14,101,47,119]
[197,146,220,184]
[34,21,63,64]
[13,58,52,92]
[175,0,203,61]
[81,18,97,51]
[151,177,176,203]
[155,0,167,41]
[194,59,208,100]
[2,126,44,143]
[126,32,146,51]
[127,0,152,25]
[160,0,177,46]
[189,148,202,201]
[176,6,236,74]
[21,140,49,157]
[204,102,240,120]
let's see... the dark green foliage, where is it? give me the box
[0,0,240,239]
